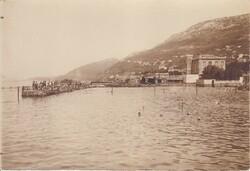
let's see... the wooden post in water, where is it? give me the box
[17,86,20,102]
[111,86,113,95]
[195,83,198,95]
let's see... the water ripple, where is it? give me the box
[2,87,249,169]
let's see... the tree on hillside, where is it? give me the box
[239,61,250,74]
[201,65,225,80]
[224,61,242,80]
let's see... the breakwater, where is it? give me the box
[21,79,87,97]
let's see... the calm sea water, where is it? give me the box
[1,84,249,170]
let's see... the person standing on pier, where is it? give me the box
[32,81,35,90]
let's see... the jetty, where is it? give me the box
[21,79,87,97]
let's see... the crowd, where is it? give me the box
[21,79,87,92]
[32,81,58,90]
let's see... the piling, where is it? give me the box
[111,87,113,95]
[195,83,198,95]
[17,87,20,102]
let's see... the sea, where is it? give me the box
[1,81,249,170]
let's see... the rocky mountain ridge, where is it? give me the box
[26,13,250,82]
[105,13,249,76]
[56,58,119,81]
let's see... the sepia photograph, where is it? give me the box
[0,0,249,170]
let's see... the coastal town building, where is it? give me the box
[186,55,193,74]
[237,54,250,62]
[189,54,226,75]
[184,74,199,83]
[90,81,109,87]
[185,54,226,83]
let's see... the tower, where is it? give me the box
[186,55,193,74]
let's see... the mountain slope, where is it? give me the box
[56,58,118,81]
[106,13,250,75]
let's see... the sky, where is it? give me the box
[1,0,249,80]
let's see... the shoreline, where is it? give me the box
[1,82,248,99]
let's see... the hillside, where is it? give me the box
[56,58,118,81]
[106,13,250,75]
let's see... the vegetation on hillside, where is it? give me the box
[106,13,249,76]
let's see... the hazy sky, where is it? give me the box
[1,0,249,79]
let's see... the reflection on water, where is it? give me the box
[1,86,249,169]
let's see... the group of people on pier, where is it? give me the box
[21,79,87,97]
[21,80,60,91]
[32,81,57,90]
